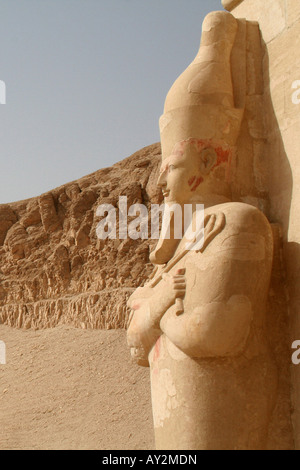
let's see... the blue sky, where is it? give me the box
[0,0,223,203]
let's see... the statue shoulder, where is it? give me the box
[200,202,273,261]
[211,202,272,239]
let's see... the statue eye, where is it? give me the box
[168,164,176,172]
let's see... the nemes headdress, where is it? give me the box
[159,11,244,162]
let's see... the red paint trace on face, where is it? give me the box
[188,176,196,186]
[215,147,230,166]
[170,138,232,172]
[191,177,203,192]
[132,303,140,311]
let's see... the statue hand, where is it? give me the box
[127,268,186,332]
[162,268,186,303]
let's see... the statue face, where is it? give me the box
[157,140,217,204]
[157,139,229,204]
[157,152,197,204]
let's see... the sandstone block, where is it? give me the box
[266,20,300,131]
[232,0,286,43]
[287,0,300,27]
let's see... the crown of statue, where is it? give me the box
[159,11,244,161]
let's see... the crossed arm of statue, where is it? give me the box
[127,268,186,366]
[127,205,273,367]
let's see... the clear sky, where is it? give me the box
[0,0,223,203]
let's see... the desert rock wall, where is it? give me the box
[0,143,162,330]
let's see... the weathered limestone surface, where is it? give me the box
[230,0,286,43]
[0,144,162,330]
[286,0,300,27]
[228,0,300,452]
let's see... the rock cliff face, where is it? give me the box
[0,143,162,330]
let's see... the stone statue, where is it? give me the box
[127,11,277,450]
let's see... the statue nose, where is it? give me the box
[157,170,167,188]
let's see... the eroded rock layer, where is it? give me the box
[0,143,162,330]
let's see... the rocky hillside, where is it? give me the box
[0,143,162,330]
